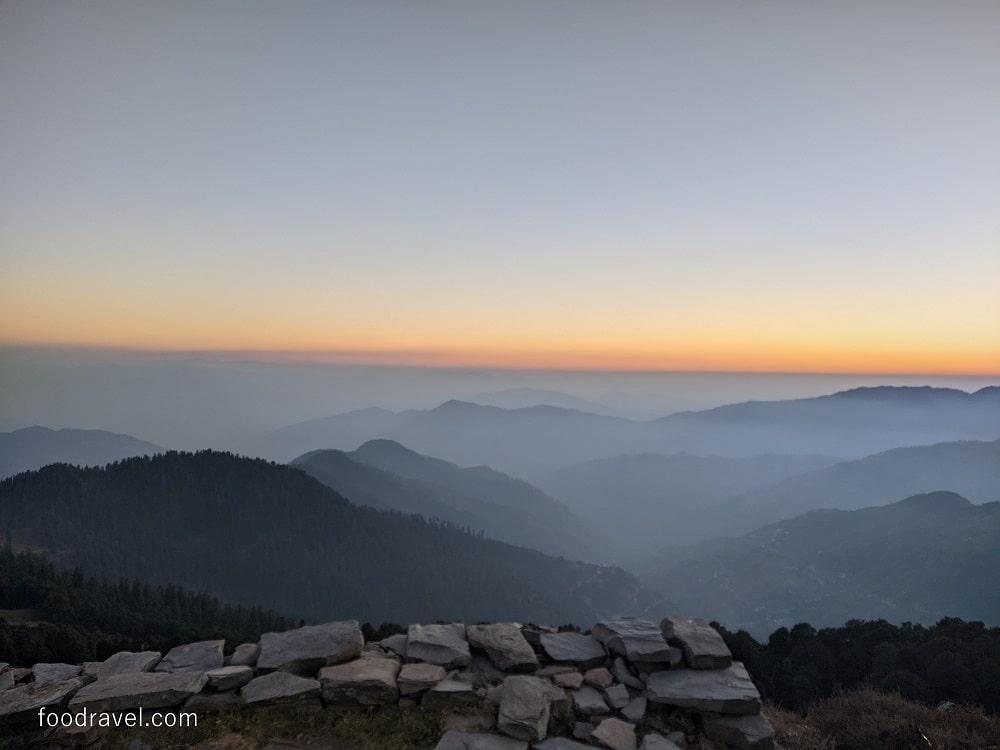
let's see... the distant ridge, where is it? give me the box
[641,490,1000,635]
[0,426,162,479]
[246,385,1000,478]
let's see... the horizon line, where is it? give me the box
[2,343,998,379]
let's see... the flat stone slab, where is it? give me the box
[155,640,224,673]
[538,633,605,668]
[206,666,254,691]
[32,663,82,686]
[592,618,673,664]
[604,683,630,709]
[435,731,528,750]
[241,671,320,705]
[98,651,161,679]
[497,675,551,742]
[646,662,760,715]
[408,623,471,668]
[398,662,446,695]
[621,695,646,723]
[591,717,636,750]
[380,633,409,658]
[703,712,776,749]
[257,621,363,675]
[660,617,732,670]
[0,678,86,723]
[571,685,608,715]
[584,667,612,689]
[552,672,583,689]
[467,623,539,672]
[227,643,260,667]
[320,654,400,705]
[69,672,207,712]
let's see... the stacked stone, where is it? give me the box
[0,616,775,749]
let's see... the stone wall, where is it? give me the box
[0,616,776,750]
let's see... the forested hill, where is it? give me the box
[0,452,645,624]
[0,548,296,666]
[294,439,602,561]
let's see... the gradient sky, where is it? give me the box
[1,1,998,374]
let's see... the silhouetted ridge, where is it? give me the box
[892,490,976,513]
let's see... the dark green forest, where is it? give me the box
[0,548,296,665]
[720,618,1000,714]
[0,451,642,624]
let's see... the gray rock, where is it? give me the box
[498,675,551,741]
[81,662,102,680]
[32,663,82,686]
[591,717,637,750]
[421,678,479,710]
[459,654,508,686]
[435,730,528,750]
[227,643,260,667]
[445,708,497,733]
[257,621,363,675]
[155,640,224,673]
[98,651,161,679]
[205,665,254,691]
[703,713,776,749]
[398,662,447,695]
[573,721,594,740]
[380,633,409,658]
[241,671,321,705]
[638,734,683,750]
[572,685,609,715]
[612,658,643,690]
[69,672,207,712]
[592,618,673,664]
[185,691,245,712]
[0,678,86,723]
[645,662,760,715]
[621,695,646,723]
[584,667,613,688]
[552,671,583,689]
[660,617,732,670]
[0,670,12,692]
[320,654,400,705]
[539,633,605,668]
[467,623,539,672]
[542,681,571,725]
[408,623,471,668]
[604,683,630,709]
[535,739,592,750]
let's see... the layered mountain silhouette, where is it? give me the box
[0,426,161,479]
[540,452,840,560]
[724,438,1000,533]
[641,491,1000,635]
[294,439,602,561]
[0,451,645,624]
[245,386,1000,479]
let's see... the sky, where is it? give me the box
[1,0,998,374]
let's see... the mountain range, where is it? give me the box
[641,491,1000,635]
[294,439,603,561]
[0,426,161,479]
[244,386,1000,479]
[0,451,645,624]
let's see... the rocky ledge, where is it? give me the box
[0,615,777,750]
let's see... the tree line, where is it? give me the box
[720,618,1000,714]
[0,547,297,665]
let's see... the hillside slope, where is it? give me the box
[641,491,1000,635]
[295,440,602,561]
[0,452,645,624]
